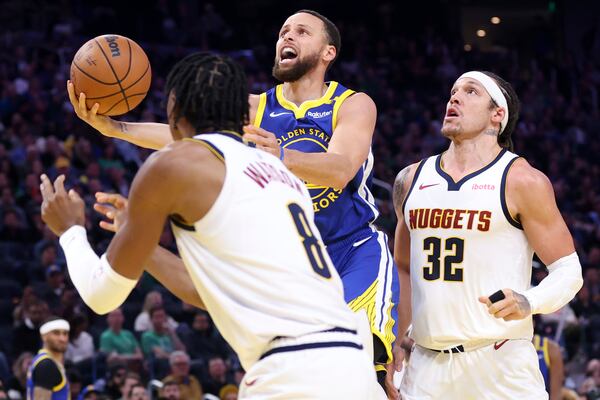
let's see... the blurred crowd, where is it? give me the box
[0,1,599,399]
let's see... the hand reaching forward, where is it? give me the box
[93,192,129,233]
[40,174,85,236]
[243,125,283,159]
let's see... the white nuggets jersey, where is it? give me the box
[171,132,356,370]
[403,149,534,349]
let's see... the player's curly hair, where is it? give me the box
[482,71,520,152]
[165,52,249,135]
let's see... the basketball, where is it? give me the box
[70,34,151,116]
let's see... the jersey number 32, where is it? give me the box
[423,237,465,281]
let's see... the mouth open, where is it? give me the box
[445,108,459,118]
[279,47,298,65]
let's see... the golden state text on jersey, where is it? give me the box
[253,81,378,244]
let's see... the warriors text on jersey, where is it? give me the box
[403,149,534,349]
[170,132,357,370]
[253,81,379,244]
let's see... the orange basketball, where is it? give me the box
[70,34,151,116]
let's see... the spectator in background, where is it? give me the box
[128,384,149,400]
[103,363,127,400]
[118,371,141,400]
[99,308,143,368]
[184,311,230,362]
[5,352,32,400]
[201,357,231,397]
[140,306,185,359]
[34,264,65,314]
[160,381,181,400]
[135,291,177,333]
[12,298,48,357]
[162,351,203,400]
[218,384,238,400]
[65,313,95,365]
[67,368,83,400]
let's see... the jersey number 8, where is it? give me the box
[288,203,332,279]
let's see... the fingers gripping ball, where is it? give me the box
[70,34,151,116]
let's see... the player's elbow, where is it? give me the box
[82,293,125,315]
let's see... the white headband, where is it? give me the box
[458,71,509,134]
[40,319,70,335]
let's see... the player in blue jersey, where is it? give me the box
[533,333,564,399]
[67,10,399,398]
[26,318,70,400]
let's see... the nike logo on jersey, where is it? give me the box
[269,111,292,117]
[419,183,440,190]
[352,237,372,247]
[493,339,509,350]
[245,378,258,386]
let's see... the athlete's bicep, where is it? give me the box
[106,153,176,279]
[392,163,419,272]
[327,93,376,175]
[509,161,575,265]
[33,387,52,400]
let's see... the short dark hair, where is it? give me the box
[165,52,249,135]
[481,71,520,151]
[295,9,341,67]
[148,305,165,318]
[129,383,146,397]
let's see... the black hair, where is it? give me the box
[481,71,520,152]
[148,304,165,318]
[165,52,249,135]
[295,9,341,68]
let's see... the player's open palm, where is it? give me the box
[479,288,532,321]
[67,80,118,138]
[94,192,128,233]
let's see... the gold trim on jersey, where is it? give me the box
[348,280,396,364]
[32,352,67,392]
[275,81,338,119]
[183,138,225,162]
[253,93,267,127]
[332,89,355,130]
[534,335,551,368]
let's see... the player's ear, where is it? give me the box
[322,45,336,63]
[492,106,506,125]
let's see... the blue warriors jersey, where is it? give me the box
[253,81,379,244]
[26,351,70,400]
[533,334,551,392]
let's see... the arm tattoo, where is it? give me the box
[392,167,412,214]
[120,122,128,134]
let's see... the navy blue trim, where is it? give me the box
[435,149,507,191]
[197,139,225,160]
[430,345,465,354]
[401,160,426,216]
[218,130,244,143]
[500,156,523,230]
[260,341,363,360]
[170,216,196,231]
[322,327,357,334]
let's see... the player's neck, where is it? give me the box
[282,74,328,106]
[43,348,64,364]
[443,135,502,176]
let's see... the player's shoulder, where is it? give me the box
[392,162,421,211]
[507,157,553,194]
[249,93,261,108]
[342,91,375,110]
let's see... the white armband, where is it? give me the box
[59,225,137,315]
[523,252,584,315]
